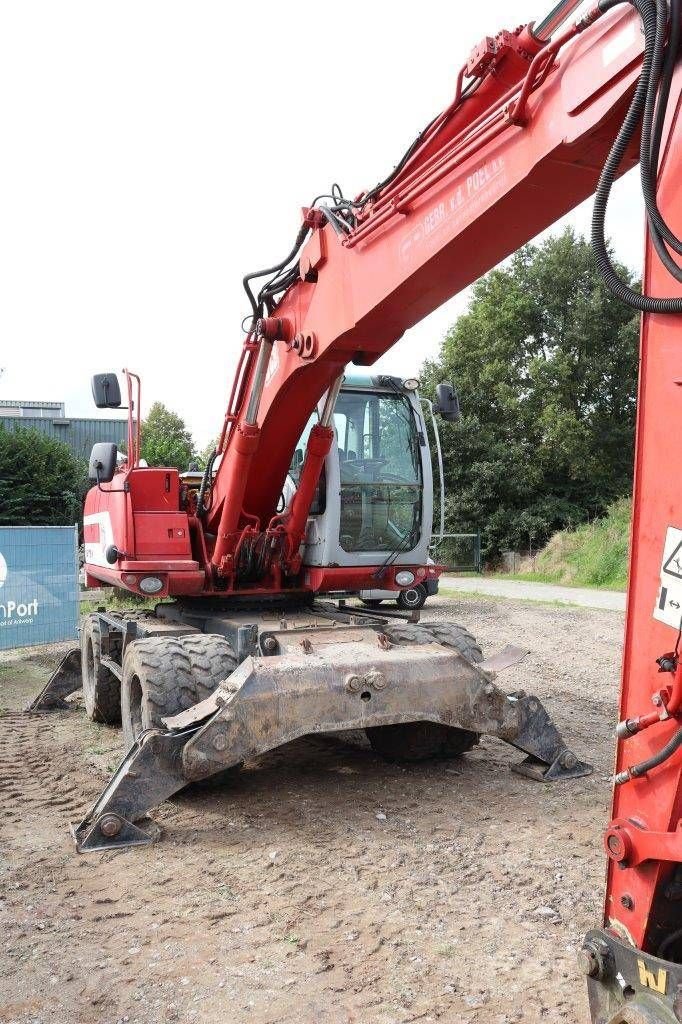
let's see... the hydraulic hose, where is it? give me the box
[615,725,682,783]
[197,449,217,519]
[592,0,682,311]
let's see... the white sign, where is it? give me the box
[654,527,682,629]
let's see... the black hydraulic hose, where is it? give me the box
[592,0,682,311]
[197,449,216,519]
[242,223,310,326]
[642,0,682,279]
[641,0,682,254]
[627,725,682,778]
[659,926,682,959]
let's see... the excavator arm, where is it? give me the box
[205,1,682,1016]
[206,1,645,578]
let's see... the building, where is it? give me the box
[0,399,127,459]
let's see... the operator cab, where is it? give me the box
[290,375,434,576]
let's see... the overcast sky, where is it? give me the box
[0,1,642,448]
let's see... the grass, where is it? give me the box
[80,591,164,615]
[509,498,631,592]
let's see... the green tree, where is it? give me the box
[0,426,87,526]
[196,438,219,470]
[140,402,195,470]
[422,229,639,560]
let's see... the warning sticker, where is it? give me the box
[654,527,682,629]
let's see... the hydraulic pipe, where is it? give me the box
[281,373,344,573]
[533,0,585,41]
[320,373,344,427]
[245,339,274,425]
[210,336,274,574]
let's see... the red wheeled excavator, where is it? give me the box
[30,0,682,1017]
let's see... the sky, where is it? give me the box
[0,0,643,448]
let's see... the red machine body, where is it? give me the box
[85,0,682,1005]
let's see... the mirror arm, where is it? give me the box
[94,466,125,494]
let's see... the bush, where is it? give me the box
[520,498,631,589]
[0,426,87,526]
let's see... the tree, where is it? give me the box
[421,229,639,560]
[140,402,195,471]
[196,438,219,470]
[0,426,87,526]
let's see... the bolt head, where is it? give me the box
[367,671,387,691]
[578,947,601,979]
[99,814,122,838]
[212,731,228,751]
[345,674,362,693]
[560,750,578,771]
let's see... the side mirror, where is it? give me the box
[88,442,118,483]
[91,373,122,409]
[434,382,460,423]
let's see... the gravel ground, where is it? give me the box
[0,596,624,1024]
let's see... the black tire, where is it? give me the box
[361,599,383,608]
[121,633,237,751]
[366,620,481,763]
[81,613,122,725]
[378,622,436,645]
[396,584,427,610]
[419,621,483,664]
[367,721,479,762]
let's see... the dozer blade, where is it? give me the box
[25,647,82,712]
[71,636,592,852]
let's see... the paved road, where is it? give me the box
[440,574,626,611]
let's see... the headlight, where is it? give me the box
[139,576,164,594]
[402,378,420,391]
[395,570,416,586]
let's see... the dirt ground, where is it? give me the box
[0,595,624,1024]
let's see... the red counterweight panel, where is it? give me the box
[126,468,192,559]
[127,468,181,512]
[133,513,192,558]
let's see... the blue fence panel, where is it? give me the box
[0,526,79,649]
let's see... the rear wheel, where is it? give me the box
[81,614,122,725]
[121,633,237,751]
[396,584,427,610]
[366,620,482,763]
[419,621,483,664]
[367,720,479,762]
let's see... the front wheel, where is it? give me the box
[396,584,427,610]
[121,634,237,751]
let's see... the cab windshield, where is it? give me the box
[334,389,422,553]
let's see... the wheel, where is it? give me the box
[365,620,481,763]
[419,620,483,663]
[366,721,479,762]
[81,613,122,725]
[396,584,427,610]
[361,599,383,608]
[121,633,237,751]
